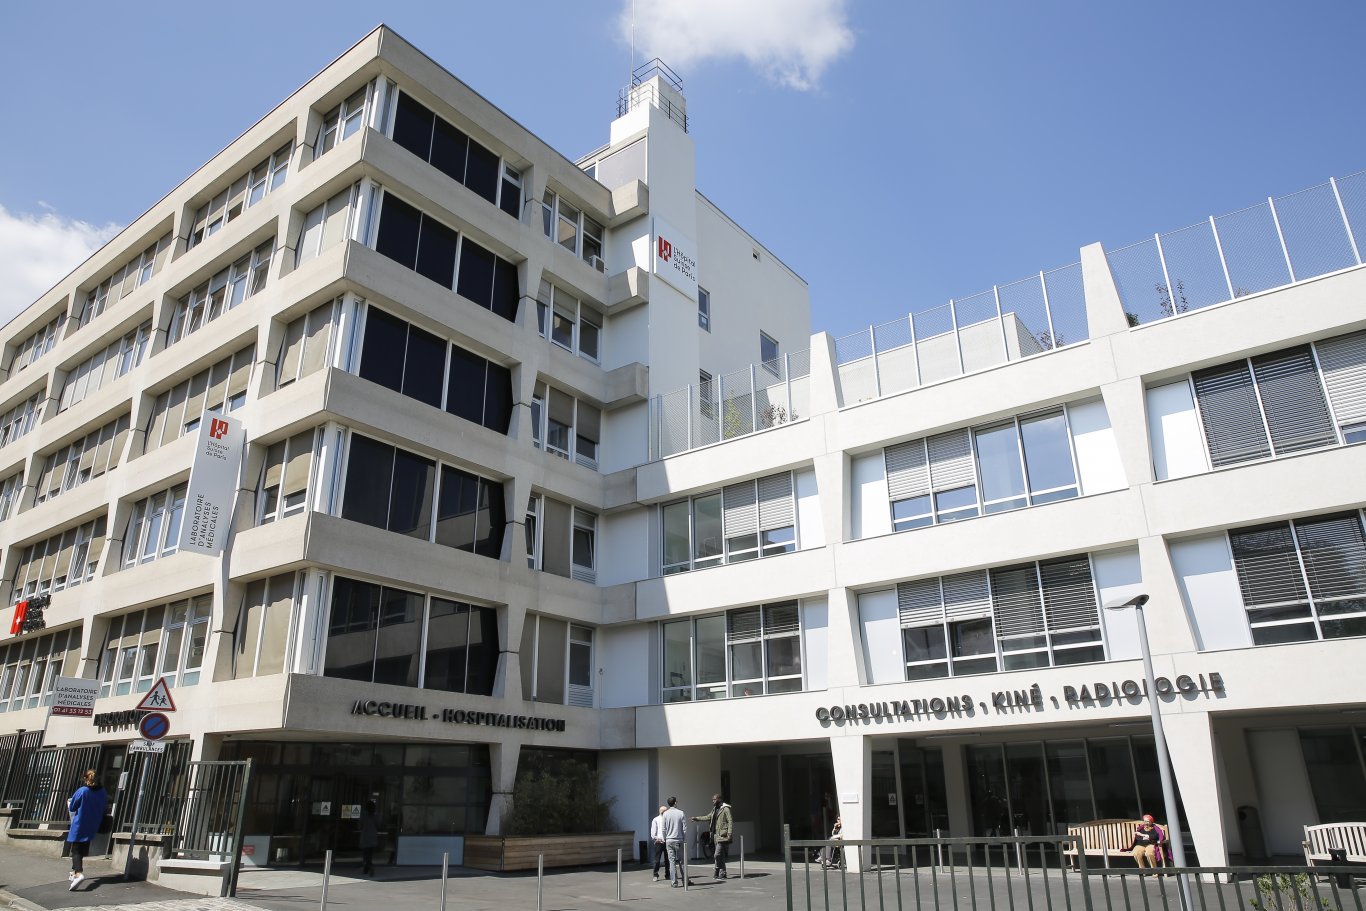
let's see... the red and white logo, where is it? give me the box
[209,418,230,440]
[9,600,27,635]
[657,236,672,263]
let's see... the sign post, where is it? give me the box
[124,678,176,881]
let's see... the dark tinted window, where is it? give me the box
[456,239,495,309]
[375,195,422,269]
[467,606,499,695]
[430,117,469,184]
[415,216,458,288]
[446,346,487,426]
[324,577,380,681]
[464,140,500,205]
[359,308,408,394]
[392,92,435,160]
[484,363,513,433]
[374,587,422,688]
[342,435,393,529]
[436,466,480,551]
[402,324,446,409]
[425,598,471,693]
[500,175,520,219]
[389,448,435,538]
[474,478,505,558]
[492,256,519,321]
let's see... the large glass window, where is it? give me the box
[315,84,371,159]
[296,184,358,267]
[520,615,595,706]
[661,602,804,702]
[661,474,795,575]
[0,628,80,712]
[540,190,605,267]
[98,596,209,696]
[143,345,254,453]
[169,240,274,345]
[75,234,172,329]
[0,392,44,450]
[33,414,130,506]
[8,313,65,375]
[530,383,603,470]
[535,282,603,363]
[525,496,596,582]
[258,430,317,524]
[57,320,152,413]
[10,516,107,599]
[390,90,520,217]
[275,299,337,389]
[121,484,188,568]
[234,573,296,679]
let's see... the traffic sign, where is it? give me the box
[135,677,176,712]
[139,712,171,741]
[129,739,166,754]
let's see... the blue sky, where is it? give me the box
[2,0,1363,337]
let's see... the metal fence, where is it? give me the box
[17,744,101,826]
[650,348,811,459]
[112,740,194,836]
[1107,171,1366,326]
[784,830,1366,911]
[168,759,251,865]
[0,729,43,805]
[832,264,1090,408]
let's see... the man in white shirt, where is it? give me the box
[650,805,671,881]
[660,796,688,887]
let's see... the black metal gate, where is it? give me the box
[17,744,101,826]
[111,740,194,835]
[0,729,43,805]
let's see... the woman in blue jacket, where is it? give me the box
[66,769,108,890]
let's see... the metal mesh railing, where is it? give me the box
[832,264,1087,407]
[650,348,810,460]
[1107,171,1366,325]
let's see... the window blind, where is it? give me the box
[727,607,762,640]
[1040,557,1099,630]
[1193,362,1271,466]
[897,578,944,626]
[1316,330,1366,427]
[942,571,993,621]
[1229,523,1309,606]
[763,602,800,634]
[1292,514,1366,601]
[885,439,930,499]
[1250,347,1336,455]
[928,429,975,490]
[722,482,758,537]
[990,565,1045,637]
[757,472,794,530]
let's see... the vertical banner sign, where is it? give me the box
[178,413,245,555]
[651,216,699,301]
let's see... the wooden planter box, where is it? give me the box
[464,832,636,872]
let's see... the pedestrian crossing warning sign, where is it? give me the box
[135,677,177,712]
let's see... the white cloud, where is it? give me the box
[622,0,854,91]
[0,204,120,326]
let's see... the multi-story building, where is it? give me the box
[1,24,1365,873]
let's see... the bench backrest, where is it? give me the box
[1067,819,1158,852]
[1304,823,1366,857]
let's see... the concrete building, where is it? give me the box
[2,24,1366,873]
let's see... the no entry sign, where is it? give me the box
[139,712,171,741]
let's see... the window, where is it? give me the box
[275,299,338,389]
[372,192,519,321]
[698,370,715,420]
[188,142,292,249]
[760,332,780,370]
[540,190,605,268]
[520,614,595,706]
[8,313,65,374]
[98,597,209,696]
[315,84,371,160]
[324,575,498,694]
[530,383,602,470]
[168,239,274,345]
[1229,512,1366,645]
[0,628,79,712]
[75,234,172,328]
[33,414,130,505]
[535,281,601,362]
[389,90,521,218]
[698,288,711,331]
[525,496,596,583]
[661,602,803,702]
[884,556,1105,682]
[1317,330,1366,445]
[0,392,43,449]
[258,430,317,523]
[57,320,151,413]
[661,473,796,574]
[341,432,505,557]
[234,573,297,678]
[0,471,22,522]
[121,483,188,568]
[356,305,513,433]
[143,345,254,453]
[10,516,107,599]
[296,185,359,267]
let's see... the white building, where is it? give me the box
[1,24,1365,872]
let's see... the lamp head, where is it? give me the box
[1103,593,1150,612]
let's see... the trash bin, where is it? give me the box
[639,840,649,865]
[1236,805,1268,863]
[1328,848,1350,888]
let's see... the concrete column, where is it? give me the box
[1099,376,1156,487]
[1161,711,1228,866]
[1137,535,1199,655]
[940,743,971,839]
[1080,241,1132,337]
[812,450,849,546]
[829,733,873,872]
[495,590,530,703]
[807,332,841,414]
[825,587,865,688]
[517,252,547,332]
[486,741,522,835]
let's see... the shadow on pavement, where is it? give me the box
[16,874,197,910]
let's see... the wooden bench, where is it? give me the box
[1064,819,1166,869]
[1303,823,1366,866]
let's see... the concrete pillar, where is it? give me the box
[940,743,971,839]
[1080,241,1132,337]
[825,587,865,688]
[1099,376,1156,487]
[829,733,873,872]
[495,590,530,704]
[808,332,841,414]
[1161,711,1228,866]
[486,741,522,835]
[811,450,849,546]
[1137,535,1199,655]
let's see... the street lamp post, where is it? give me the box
[1104,594,1194,911]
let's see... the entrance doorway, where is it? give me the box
[781,754,837,841]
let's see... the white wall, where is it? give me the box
[1169,534,1253,651]
[1069,398,1126,495]
[1248,730,1319,854]
[802,598,829,691]
[658,746,722,836]
[600,624,650,708]
[1092,546,1143,660]
[1146,381,1207,481]
[796,468,824,550]
[600,507,648,586]
[857,588,901,684]
[850,453,891,540]
[602,400,649,474]
[600,749,652,845]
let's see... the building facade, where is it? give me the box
[2,25,1365,872]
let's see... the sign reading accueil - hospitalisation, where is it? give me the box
[178,413,245,555]
[652,216,698,301]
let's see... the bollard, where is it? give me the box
[936,827,945,872]
[683,846,689,891]
[319,849,332,911]
[440,851,449,911]
[1013,827,1023,874]
[617,847,623,901]
[537,854,544,911]
[740,835,745,880]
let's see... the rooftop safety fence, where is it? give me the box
[1106,171,1366,325]
[833,264,1090,407]
[650,349,810,460]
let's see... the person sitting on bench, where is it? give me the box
[818,817,843,868]
[1127,815,1166,868]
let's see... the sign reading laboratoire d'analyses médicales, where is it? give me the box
[651,216,698,301]
[178,413,245,556]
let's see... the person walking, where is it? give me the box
[691,794,734,880]
[650,805,672,882]
[359,801,379,876]
[66,769,108,890]
[661,797,688,888]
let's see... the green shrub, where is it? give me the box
[503,759,616,835]
[1247,873,1336,911]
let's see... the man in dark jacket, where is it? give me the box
[691,794,734,880]
[67,769,108,890]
